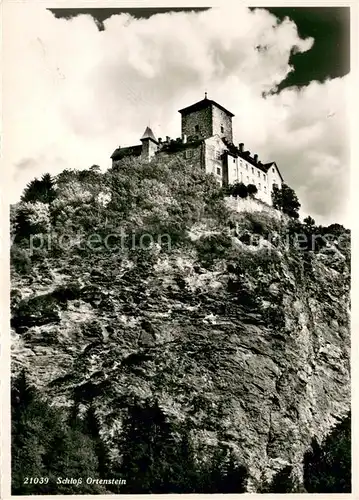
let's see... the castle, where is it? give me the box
[111,94,283,205]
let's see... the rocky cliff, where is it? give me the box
[11,160,350,492]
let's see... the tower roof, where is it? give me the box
[140,126,158,143]
[178,97,234,117]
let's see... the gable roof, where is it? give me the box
[222,139,283,181]
[263,162,284,182]
[178,98,234,117]
[140,126,158,143]
[111,144,142,160]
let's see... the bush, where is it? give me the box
[11,246,31,276]
[227,182,248,199]
[247,184,258,197]
[196,232,233,267]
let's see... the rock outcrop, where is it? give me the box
[11,211,350,491]
[11,161,350,491]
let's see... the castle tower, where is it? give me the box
[140,126,158,161]
[178,94,234,142]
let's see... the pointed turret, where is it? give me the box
[140,126,158,144]
[140,126,158,161]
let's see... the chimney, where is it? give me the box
[158,137,162,143]
[182,133,187,144]
[254,154,258,163]
[166,136,170,143]
[238,143,244,152]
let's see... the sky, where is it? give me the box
[3,5,351,226]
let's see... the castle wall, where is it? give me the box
[212,105,233,142]
[141,139,158,161]
[267,164,283,194]
[181,107,212,140]
[204,135,227,185]
[156,142,204,170]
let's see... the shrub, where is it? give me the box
[11,246,31,275]
[227,182,248,199]
[196,232,233,267]
[247,184,258,197]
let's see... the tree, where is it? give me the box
[118,398,248,494]
[304,215,316,227]
[272,183,301,218]
[14,201,51,241]
[82,405,111,477]
[21,173,57,204]
[119,400,181,493]
[303,413,351,493]
[247,184,258,197]
[261,466,295,493]
[205,445,247,493]
[11,371,104,495]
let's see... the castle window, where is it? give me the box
[264,186,267,192]
[216,150,222,160]
[263,174,266,180]
[259,183,261,190]
[184,149,193,159]
[246,164,248,170]
[233,158,236,163]
[246,176,249,183]
[258,171,260,177]
[272,167,275,173]
[221,125,224,134]
[252,167,254,174]
[217,167,221,176]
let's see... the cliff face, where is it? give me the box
[11,163,350,491]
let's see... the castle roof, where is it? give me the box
[263,162,284,182]
[111,144,142,160]
[178,97,235,117]
[222,139,283,181]
[140,126,158,143]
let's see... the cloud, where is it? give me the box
[3,4,349,225]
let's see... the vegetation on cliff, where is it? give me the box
[11,155,351,493]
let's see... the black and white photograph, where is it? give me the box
[2,0,355,496]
